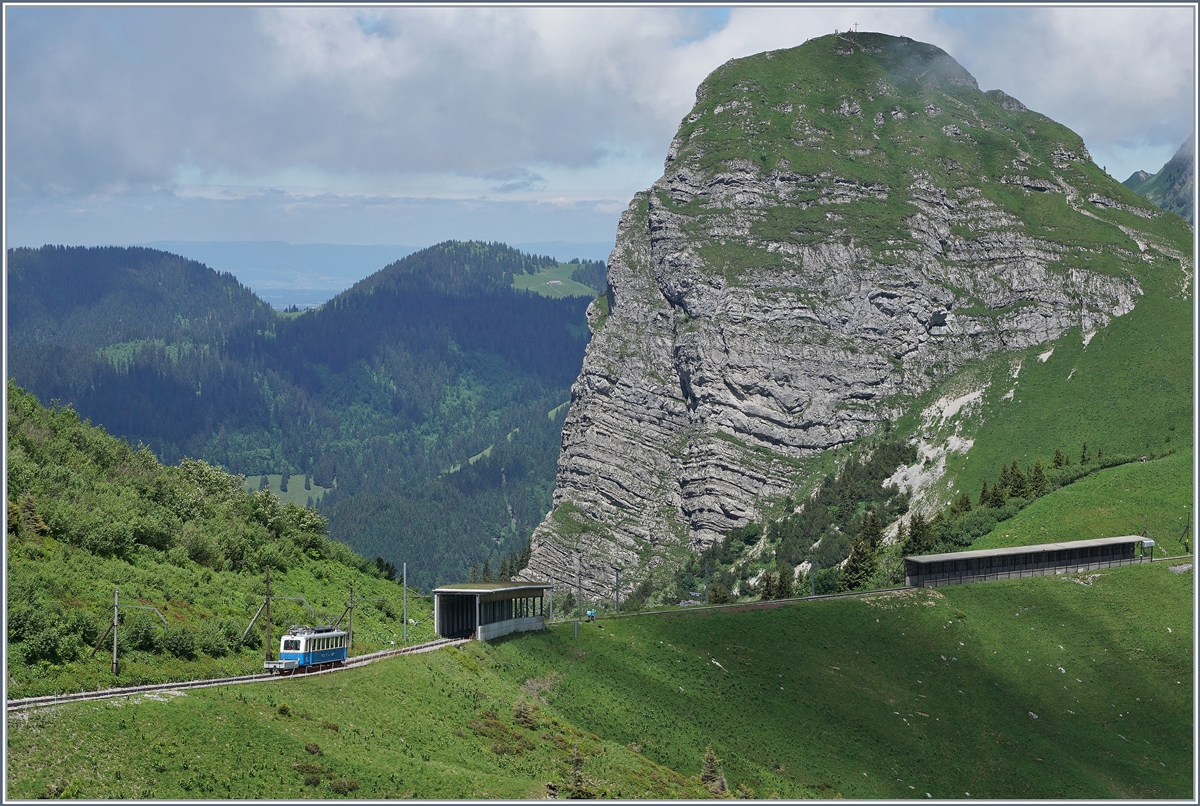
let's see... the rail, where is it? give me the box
[6,636,469,713]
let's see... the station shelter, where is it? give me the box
[433,582,553,641]
[904,535,1150,588]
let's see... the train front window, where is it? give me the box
[283,639,300,651]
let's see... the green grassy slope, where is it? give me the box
[505,564,1193,799]
[6,643,709,800]
[511,262,597,298]
[969,449,1192,553]
[6,381,430,700]
[8,562,1191,799]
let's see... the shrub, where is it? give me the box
[119,611,164,654]
[23,626,79,664]
[329,778,359,795]
[163,626,197,660]
[196,621,230,658]
[813,566,840,595]
[181,522,223,569]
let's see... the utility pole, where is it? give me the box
[241,569,317,664]
[704,561,709,605]
[264,566,273,662]
[348,584,354,654]
[811,556,817,597]
[575,554,582,638]
[403,563,408,645]
[111,587,119,676]
[91,588,167,677]
[615,568,620,614]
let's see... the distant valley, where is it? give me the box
[7,241,607,589]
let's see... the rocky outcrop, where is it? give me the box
[521,33,1165,601]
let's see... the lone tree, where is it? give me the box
[839,510,882,592]
[1080,442,1091,465]
[1007,459,1029,499]
[1029,458,1048,497]
[903,512,934,555]
[700,745,727,795]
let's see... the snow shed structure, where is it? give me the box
[904,536,1150,588]
[433,582,553,641]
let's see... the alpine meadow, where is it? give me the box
[6,29,1195,800]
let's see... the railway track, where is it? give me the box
[6,636,469,713]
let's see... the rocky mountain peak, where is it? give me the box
[521,33,1184,601]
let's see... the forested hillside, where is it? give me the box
[6,381,427,699]
[7,242,598,588]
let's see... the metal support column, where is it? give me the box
[111,587,119,676]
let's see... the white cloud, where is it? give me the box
[4,5,1193,245]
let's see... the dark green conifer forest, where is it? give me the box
[7,242,599,589]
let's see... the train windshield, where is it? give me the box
[283,639,301,651]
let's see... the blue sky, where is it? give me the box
[5,5,1195,252]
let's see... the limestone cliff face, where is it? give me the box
[521,33,1165,600]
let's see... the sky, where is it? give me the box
[4,4,1196,253]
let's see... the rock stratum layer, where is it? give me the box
[522,33,1184,599]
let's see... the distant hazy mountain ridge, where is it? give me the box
[1122,134,1194,224]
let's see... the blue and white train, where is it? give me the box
[264,625,348,673]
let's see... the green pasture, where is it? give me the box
[511,263,597,298]
[244,474,331,507]
[495,562,1193,799]
[6,644,708,800]
[9,562,1191,799]
[971,448,1193,555]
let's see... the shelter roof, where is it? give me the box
[905,535,1141,565]
[433,582,553,595]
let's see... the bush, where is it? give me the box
[181,522,224,569]
[8,602,46,643]
[22,626,79,664]
[813,566,840,595]
[163,626,198,660]
[65,609,100,648]
[329,778,359,795]
[197,621,230,657]
[119,612,164,654]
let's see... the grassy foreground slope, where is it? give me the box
[498,564,1191,799]
[8,562,1191,799]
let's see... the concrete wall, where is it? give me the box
[477,615,545,642]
